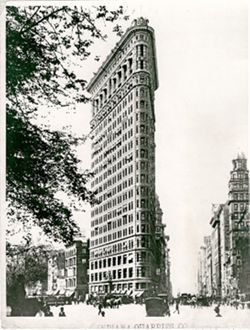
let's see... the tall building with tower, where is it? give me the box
[227,153,250,297]
[87,18,160,295]
[198,154,250,300]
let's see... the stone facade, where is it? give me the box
[87,18,160,295]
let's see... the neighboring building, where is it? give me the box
[204,236,213,296]
[65,236,89,300]
[165,241,172,299]
[47,250,65,295]
[197,245,206,296]
[87,17,160,296]
[227,154,250,298]
[197,236,213,297]
[154,195,171,295]
[210,204,223,298]
[219,203,230,298]
[198,154,250,300]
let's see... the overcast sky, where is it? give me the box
[22,0,249,295]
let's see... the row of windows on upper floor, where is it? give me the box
[92,140,154,179]
[92,45,149,112]
[231,203,248,212]
[91,127,154,165]
[91,253,134,270]
[91,116,153,161]
[90,265,151,283]
[65,257,76,267]
[90,251,150,271]
[93,87,149,129]
[91,78,153,131]
[97,188,134,209]
[91,85,152,138]
[94,164,133,183]
[230,172,248,180]
[230,193,248,201]
[91,128,133,168]
[229,183,248,190]
[91,234,151,249]
[91,210,154,230]
[98,195,152,218]
[231,220,250,230]
[91,172,133,191]
[90,282,149,293]
[91,200,156,226]
[91,222,151,239]
[91,225,134,240]
[92,157,155,192]
[91,91,134,138]
[94,59,151,113]
[91,267,134,282]
[231,212,249,220]
[90,238,134,256]
[92,152,153,189]
[65,248,77,258]
[93,159,150,182]
[91,175,153,211]
[91,213,134,227]
[66,278,76,288]
[92,137,134,161]
[96,184,151,209]
[92,110,151,154]
[93,136,151,173]
[91,125,154,172]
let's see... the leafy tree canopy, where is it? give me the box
[6,242,51,287]
[6,6,129,244]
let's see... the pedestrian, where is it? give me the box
[98,302,103,315]
[59,306,66,317]
[214,303,222,317]
[174,299,180,314]
[44,306,53,317]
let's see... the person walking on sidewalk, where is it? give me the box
[59,307,66,317]
[174,298,180,314]
[214,303,222,317]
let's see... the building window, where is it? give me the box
[118,256,122,265]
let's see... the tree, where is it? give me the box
[6,242,52,315]
[6,6,129,244]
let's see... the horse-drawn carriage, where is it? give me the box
[145,297,168,316]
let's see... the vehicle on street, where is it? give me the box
[145,297,166,316]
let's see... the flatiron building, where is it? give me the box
[87,18,159,295]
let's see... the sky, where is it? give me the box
[7,0,249,295]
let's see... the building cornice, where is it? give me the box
[87,19,158,93]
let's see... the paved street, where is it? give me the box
[45,303,250,328]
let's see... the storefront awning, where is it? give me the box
[65,290,75,297]
[135,291,144,297]
[58,289,66,295]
